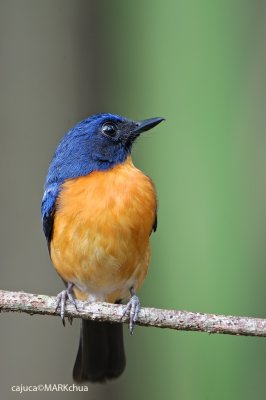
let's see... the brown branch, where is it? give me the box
[0,289,265,337]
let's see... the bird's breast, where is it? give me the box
[50,156,157,301]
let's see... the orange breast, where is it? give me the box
[50,156,157,303]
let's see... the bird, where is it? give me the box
[41,113,164,382]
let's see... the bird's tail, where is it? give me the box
[73,319,126,383]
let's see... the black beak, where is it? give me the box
[133,117,165,134]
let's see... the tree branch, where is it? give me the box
[0,289,265,337]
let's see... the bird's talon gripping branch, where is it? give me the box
[122,288,141,335]
[55,283,77,325]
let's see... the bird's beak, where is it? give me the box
[133,117,165,134]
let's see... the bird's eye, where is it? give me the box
[101,122,117,138]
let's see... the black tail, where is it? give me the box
[73,319,126,383]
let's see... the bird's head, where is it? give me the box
[70,113,165,165]
[46,113,164,185]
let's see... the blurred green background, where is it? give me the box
[1,0,266,399]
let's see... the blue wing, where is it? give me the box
[41,182,59,250]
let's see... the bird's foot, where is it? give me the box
[55,283,78,326]
[122,293,140,335]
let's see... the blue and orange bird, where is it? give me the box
[41,113,164,382]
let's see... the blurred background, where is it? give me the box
[0,0,266,399]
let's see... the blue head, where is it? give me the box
[45,113,164,187]
[42,113,164,227]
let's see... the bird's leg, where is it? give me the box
[122,287,140,335]
[55,282,78,326]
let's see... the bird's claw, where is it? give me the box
[122,294,140,335]
[55,283,78,326]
